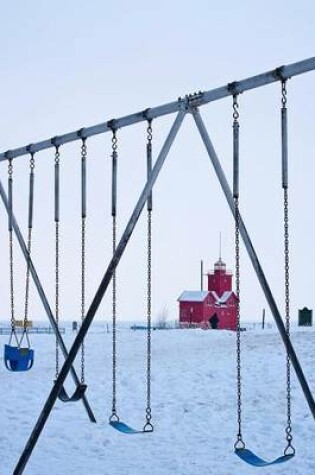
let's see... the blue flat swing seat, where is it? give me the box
[235,448,294,467]
[109,420,153,434]
[4,344,34,372]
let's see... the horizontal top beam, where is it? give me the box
[1,57,314,163]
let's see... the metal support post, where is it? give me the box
[192,107,315,420]
[13,109,186,475]
[0,179,96,424]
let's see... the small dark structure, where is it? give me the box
[72,321,78,332]
[298,307,313,327]
[209,313,219,329]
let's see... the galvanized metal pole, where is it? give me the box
[13,109,186,475]
[192,107,315,420]
[0,57,314,162]
[0,179,97,424]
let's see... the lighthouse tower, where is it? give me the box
[207,258,232,295]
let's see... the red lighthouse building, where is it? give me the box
[178,258,238,330]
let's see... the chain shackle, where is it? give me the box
[233,95,240,122]
[281,80,287,108]
[111,129,118,152]
[147,119,153,142]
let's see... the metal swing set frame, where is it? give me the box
[0,57,314,474]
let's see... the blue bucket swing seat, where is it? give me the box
[4,342,34,372]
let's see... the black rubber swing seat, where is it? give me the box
[56,383,87,403]
[235,448,294,467]
[109,420,153,435]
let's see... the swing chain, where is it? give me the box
[8,158,17,342]
[144,209,153,431]
[55,146,60,379]
[281,80,294,455]
[144,119,153,432]
[233,94,245,450]
[284,185,294,456]
[81,139,87,384]
[23,153,35,335]
[110,130,119,422]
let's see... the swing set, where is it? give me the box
[0,57,314,475]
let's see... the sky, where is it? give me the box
[0,0,314,323]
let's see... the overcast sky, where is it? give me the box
[0,1,314,323]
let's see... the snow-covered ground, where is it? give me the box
[1,324,314,475]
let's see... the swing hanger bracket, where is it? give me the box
[274,65,292,82]
[77,128,87,141]
[51,136,61,148]
[26,144,35,155]
[142,108,153,122]
[5,150,13,160]
[274,66,290,82]
[107,119,118,133]
[227,81,242,97]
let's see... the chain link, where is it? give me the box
[55,147,60,379]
